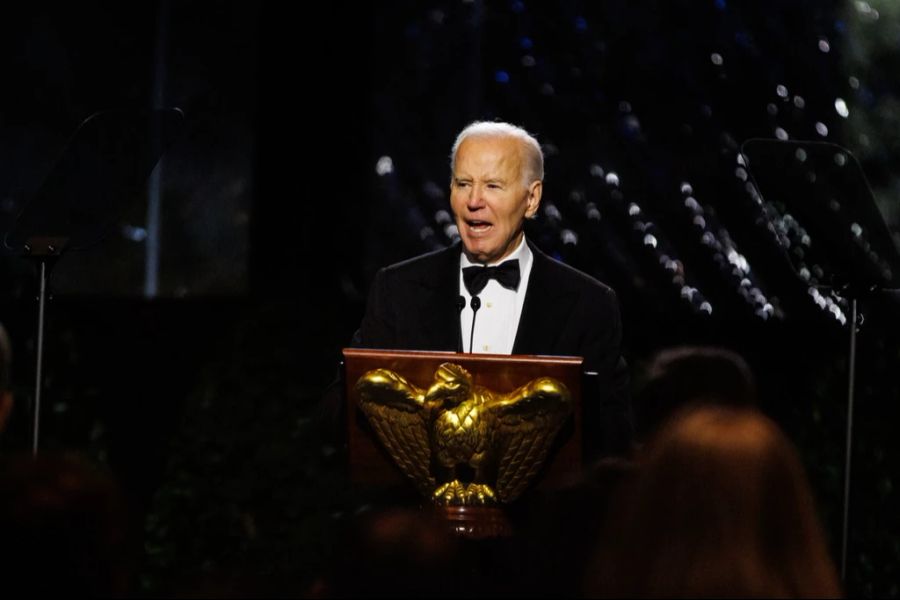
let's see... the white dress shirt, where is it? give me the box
[459,236,534,354]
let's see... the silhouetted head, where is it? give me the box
[318,507,462,598]
[0,451,130,596]
[586,405,841,598]
[634,345,757,442]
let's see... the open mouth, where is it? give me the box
[465,220,493,234]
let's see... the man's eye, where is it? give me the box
[487,183,501,189]
[456,181,471,188]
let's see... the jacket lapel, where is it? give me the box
[512,242,577,355]
[415,242,463,351]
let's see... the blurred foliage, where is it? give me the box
[140,302,359,595]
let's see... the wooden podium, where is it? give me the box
[343,348,584,517]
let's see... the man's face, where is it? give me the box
[450,135,542,264]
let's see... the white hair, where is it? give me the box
[449,121,544,187]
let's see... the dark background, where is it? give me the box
[0,1,898,596]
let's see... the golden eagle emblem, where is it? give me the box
[355,363,572,506]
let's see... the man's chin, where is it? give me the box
[461,242,489,264]
[461,243,500,265]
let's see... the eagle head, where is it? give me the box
[424,363,473,408]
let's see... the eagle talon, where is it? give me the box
[464,483,497,506]
[433,480,467,506]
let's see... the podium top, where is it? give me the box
[343,347,583,366]
[343,347,584,397]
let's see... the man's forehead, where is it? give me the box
[458,134,522,154]
[454,136,524,173]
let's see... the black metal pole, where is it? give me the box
[841,298,858,582]
[32,259,48,455]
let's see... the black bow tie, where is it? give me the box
[463,260,521,296]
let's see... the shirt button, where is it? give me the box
[483,345,490,351]
[486,302,493,308]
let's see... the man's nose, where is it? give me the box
[466,185,486,210]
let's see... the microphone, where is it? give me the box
[468,296,481,353]
[456,296,466,352]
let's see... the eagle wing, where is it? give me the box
[355,369,435,495]
[487,378,573,503]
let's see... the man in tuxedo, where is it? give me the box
[355,121,631,456]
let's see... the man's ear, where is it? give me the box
[525,180,542,219]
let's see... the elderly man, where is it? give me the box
[355,121,631,455]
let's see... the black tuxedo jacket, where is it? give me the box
[355,240,632,455]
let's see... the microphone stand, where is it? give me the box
[841,296,858,581]
[741,139,900,584]
[21,238,66,455]
[468,296,481,353]
[3,108,184,456]
[456,296,466,353]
